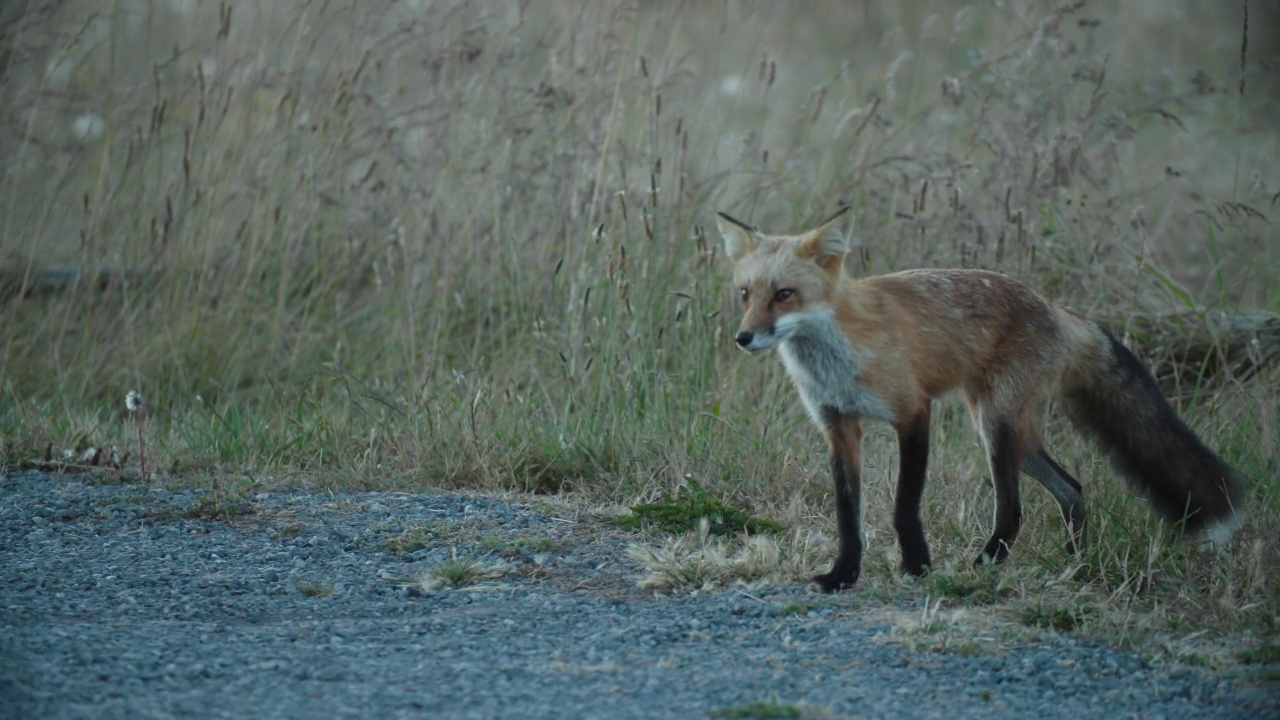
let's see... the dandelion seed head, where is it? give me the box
[44,55,73,88]
[197,57,218,79]
[73,113,105,141]
[941,76,963,103]
[126,390,143,412]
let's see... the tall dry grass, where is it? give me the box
[2,0,1277,655]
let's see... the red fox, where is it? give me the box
[718,206,1246,592]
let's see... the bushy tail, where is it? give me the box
[1063,328,1246,543]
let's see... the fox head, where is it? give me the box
[717,207,852,353]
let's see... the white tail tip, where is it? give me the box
[1199,511,1243,553]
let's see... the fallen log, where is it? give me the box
[1107,311,1280,389]
[4,265,1277,387]
[0,265,152,299]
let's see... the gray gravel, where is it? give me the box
[1,469,1275,720]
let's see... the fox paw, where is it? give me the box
[812,570,858,593]
[975,539,1011,567]
[899,551,931,578]
[899,561,931,579]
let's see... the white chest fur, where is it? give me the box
[775,309,892,425]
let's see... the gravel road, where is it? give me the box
[1,469,1274,719]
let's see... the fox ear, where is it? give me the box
[801,206,852,270]
[716,212,759,261]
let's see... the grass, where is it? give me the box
[142,481,257,523]
[920,563,1014,606]
[385,520,457,555]
[779,601,819,617]
[482,535,566,557]
[420,554,513,591]
[1239,643,1280,666]
[2,1,1278,664]
[626,528,830,591]
[378,552,514,593]
[1018,602,1096,633]
[619,477,785,536]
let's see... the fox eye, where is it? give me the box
[739,287,749,303]
[773,288,794,302]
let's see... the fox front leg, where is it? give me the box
[894,406,932,577]
[977,419,1024,564]
[813,409,863,593]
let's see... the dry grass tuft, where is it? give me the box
[627,521,827,591]
[418,555,514,592]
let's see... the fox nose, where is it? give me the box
[735,331,753,348]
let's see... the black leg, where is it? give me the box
[1038,452,1082,493]
[894,407,932,577]
[814,409,862,593]
[1023,449,1087,555]
[978,420,1023,565]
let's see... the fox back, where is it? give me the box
[719,209,1097,428]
